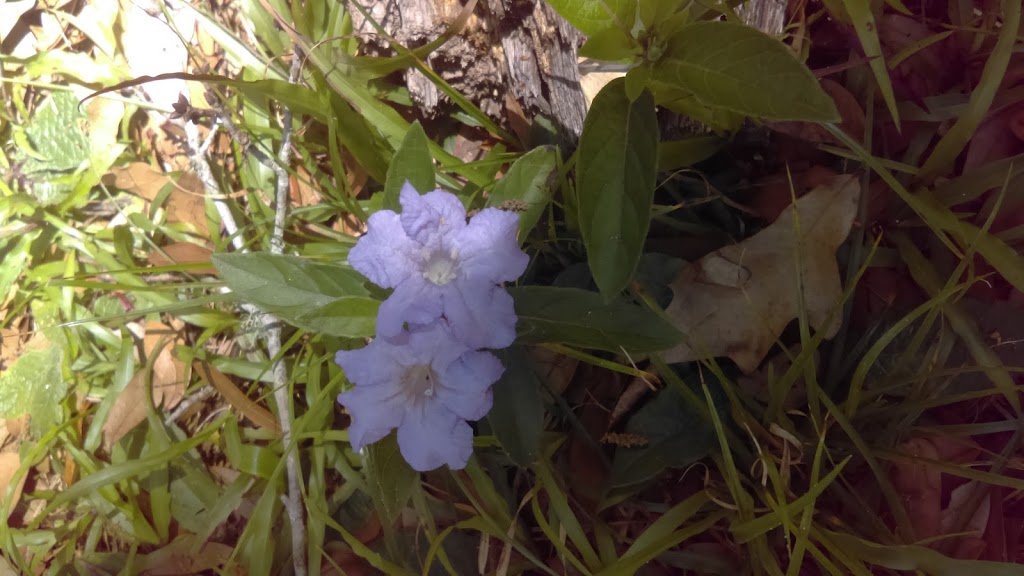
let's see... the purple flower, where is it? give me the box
[347,183,529,349]
[335,321,504,471]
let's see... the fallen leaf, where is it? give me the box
[608,376,654,429]
[942,481,990,538]
[102,321,186,450]
[192,361,281,434]
[136,534,235,575]
[528,345,578,397]
[148,241,217,274]
[748,165,839,223]
[891,437,942,540]
[322,540,374,576]
[0,452,27,520]
[662,175,861,372]
[103,162,208,235]
[963,102,1024,172]
[289,164,323,208]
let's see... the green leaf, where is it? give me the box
[579,27,640,61]
[826,530,1024,576]
[649,80,745,132]
[0,344,65,437]
[364,432,418,528]
[488,346,545,466]
[212,252,379,338]
[624,63,652,102]
[609,386,714,488]
[510,286,682,353]
[383,121,435,211]
[652,21,839,122]
[544,0,636,36]
[486,146,557,244]
[657,135,723,172]
[22,91,90,174]
[638,0,686,30]
[577,78,659,299]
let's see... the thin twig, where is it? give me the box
[267,49,308,576]
[182,46,308,574]
[164,385,215,425]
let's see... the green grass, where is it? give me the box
[1,0,1023,575]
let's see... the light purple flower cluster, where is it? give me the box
[335,183,529,471]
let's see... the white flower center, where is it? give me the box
[402,364,438,402]
[422,248,460,285]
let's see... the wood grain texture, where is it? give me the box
[350,0,785,142]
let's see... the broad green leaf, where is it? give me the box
[652,21,839,122]
[22,91,90,174]
[488,347,545,467]
[0,232,37,302]
[212,252,379,338]
[579,27,640,61]
[638,0,686,30]
[577,78,659,299]
[0,344,65,437]
[609,386,714,488]
[382,121,435,211]
[657,135,723,172]
[510,286,682,352]
[649,80,745,132]
[364,432,418,528]
[486,146,557,244]
[624,63,652,102]
[544,0,635,36]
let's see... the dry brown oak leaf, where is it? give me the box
[662,174,861,373]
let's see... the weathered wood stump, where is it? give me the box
[351,0,785,141]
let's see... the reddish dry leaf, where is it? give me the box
[102,321,186,450]
[663,175,861,373]
[0,452,27,520]
[891,437,942,540]
[0,326,23,370]
[103,162,209,235]
[528,345,578,397]
[322,541,374,576]
[504,92,532,147]
[963,102,1024,172]
[749,165,839,222]
[290,164,323,207]
[192,361,281,434]
[148,241,217,274]
[878,14,959,103]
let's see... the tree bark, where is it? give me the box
[350,0,787,143]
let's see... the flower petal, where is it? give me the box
[443,282,518,349]
[347,210,419,289]
[406,321,471,372]
[455,208,529,284]
[397,402,474,471]
[337,384,405,452]
[438,350,502,420]
[399,184,467,244]
[335,339,408,388]
[376,279,444,340]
